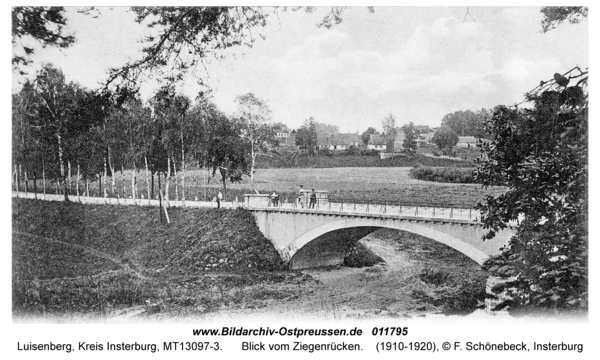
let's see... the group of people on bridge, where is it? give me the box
[268,185,318,209]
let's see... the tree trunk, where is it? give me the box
[110,163,116,198]
[144,156,150,203]
[173,156,178,205]
[103,157,108,200]
[33,172,38,199]
[98,173,102,198]
[151,173,155,200]
[158,172,163,223]
[68,160,72,193]
[42,160,46,195]
[181,149,186,206]
[131,162,137,200]
[76,164,80,200]
[14,164,18,192]
[219,167,227,201]
[166,155,171,202]
[121,165,126,199]
[24,170,28,196]
[17,164,20,192]
[56,133,69,201]
[86,178,89,197]
[250,142,259,194]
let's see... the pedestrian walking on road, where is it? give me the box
[217,190,223,208]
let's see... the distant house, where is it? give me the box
[275,131,291,138]
[389,133,406,152]
[367,134,387,150]
[457,136,478,148]
[424,132,435,143]
[318,133,360,150]
[277,130,297,147]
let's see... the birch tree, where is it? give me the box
[235,92,274,193]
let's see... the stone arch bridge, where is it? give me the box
[246,199,516,270]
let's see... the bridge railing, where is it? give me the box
[246,194,480,221]
[15,191,521,224]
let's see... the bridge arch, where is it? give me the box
[285,218,490,269]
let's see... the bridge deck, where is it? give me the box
[13,191,520,226]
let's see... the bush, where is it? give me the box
[409,166,477,183]
[344,242,384,268]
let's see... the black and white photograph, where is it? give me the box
[7,2,595,358]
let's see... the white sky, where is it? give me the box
[11,6,589,133]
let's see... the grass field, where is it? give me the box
[15,167,505,208]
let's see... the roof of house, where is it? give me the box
[318,134,360,146]
[368,134,386,146]
[458,136,477,143]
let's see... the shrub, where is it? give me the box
[409,166,477,184]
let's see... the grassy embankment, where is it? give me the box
[12,198,310,320]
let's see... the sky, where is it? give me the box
[11,6,589,133]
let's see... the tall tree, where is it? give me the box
[235,92,274,193]
[29,64,84,200]
[361,127,377,146]
[440,109,487,138]
[381,113,397,151]
[401,122,418,155]
[475,67,588,313]
[204,104,249,200]
[295,117,318,157]
[432,126,459,154]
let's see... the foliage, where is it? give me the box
[295,117,318,157]
[12,7,75,74]
[432,126,459,153]
[203,104,249,199]
[361,127,377,146]
[475,67,588,313]
[409,166,476,184]
[440,109,489,138]
[401,122,418,154]
[235,93,275,191]
[315,122,339,139]
[381,113,397,150]
[540,7,588,33]
[106,7,269,86]
[254,152,472,169]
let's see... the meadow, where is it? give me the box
[15,167,504,208]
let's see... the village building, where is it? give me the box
[318,133,360,150]
[457,136,478,148]
[277,130,297,146]
[367,134,387,150]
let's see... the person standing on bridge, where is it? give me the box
[298,185,304,208]
[309,189,317,209]
[217,190,223,208]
